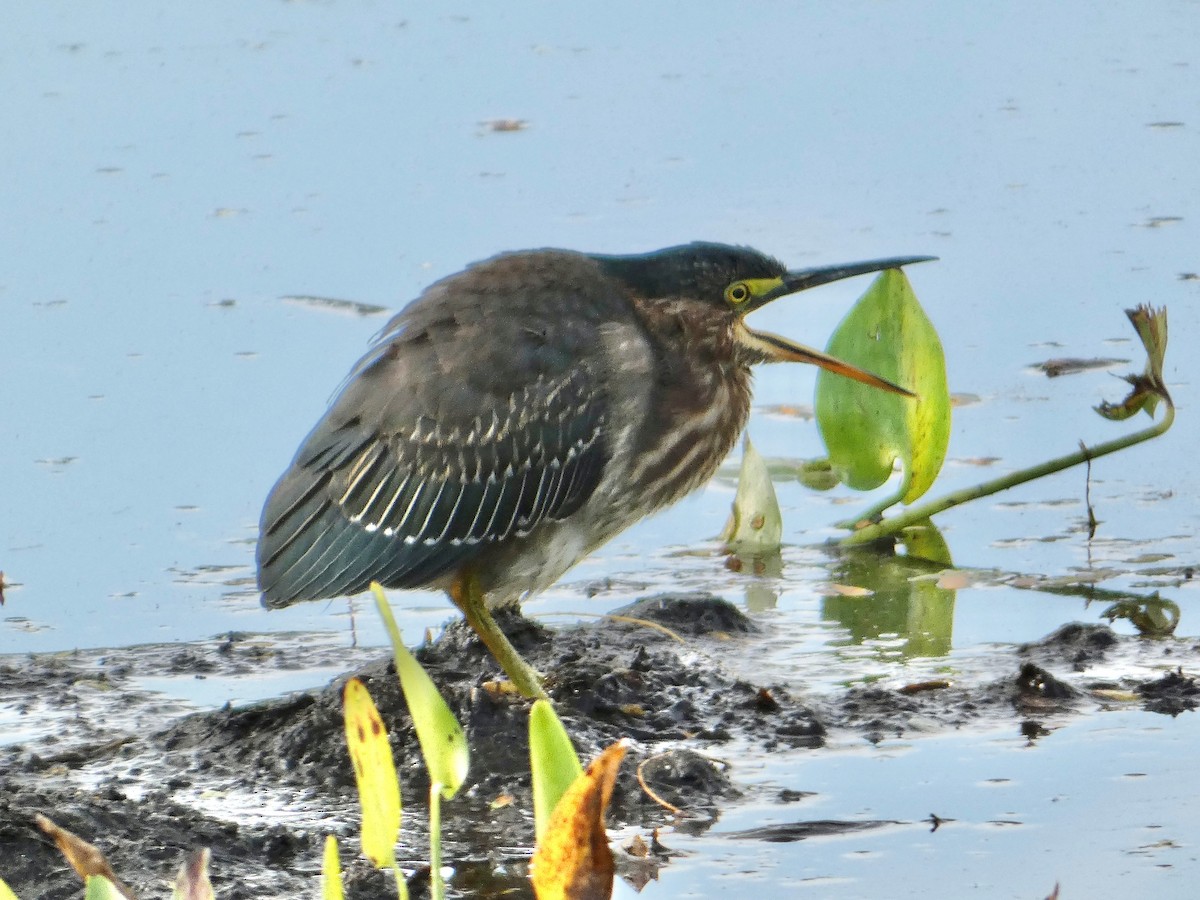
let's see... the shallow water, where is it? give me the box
[4,1,1199,896]
[651,710,1200,899]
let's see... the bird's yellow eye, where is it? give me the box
[725,282,751,305]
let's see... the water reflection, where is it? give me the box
[727,522,958,658]
[822,540,956,659]
[724,548,783,614]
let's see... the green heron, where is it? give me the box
[257,243,931,697]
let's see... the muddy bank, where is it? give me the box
[2,594,1196,899]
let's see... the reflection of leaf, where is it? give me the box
[532,742,627,900]
[343,678,401,868]
[372,584,469,799]
[1102,596,1180,637]
[530,699,585,842]
[720,435,783,551]
[816,269,950,506]
[823,545,956,658]
[900,520,953,566]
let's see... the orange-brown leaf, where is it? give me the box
[531,741,627,900]
[35,815,136,900]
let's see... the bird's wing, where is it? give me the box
[257,317,609,607]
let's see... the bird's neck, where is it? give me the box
[624,296,753,508]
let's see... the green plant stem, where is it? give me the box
[429,786,444,900]
[839,403,1175,547]
[841,488,904,529]
[391,864,409,900]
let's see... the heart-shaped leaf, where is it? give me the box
[815,268,950,507]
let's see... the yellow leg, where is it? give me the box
[449,572,546,700]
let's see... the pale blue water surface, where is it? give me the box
[3,1,1199,896]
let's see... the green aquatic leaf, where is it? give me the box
[793,457,840,492]
[372,584,470,799]
[374,583,463,900]
[719,434,783,551]
[815,268,950,507]
[530,699,584,842]
[84,877,125,900]
[0,877,21,900]
[322,835,345,900]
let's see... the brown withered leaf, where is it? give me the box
[1096,305,1170,420]
[35,814,136,900]
[490,793,515,810]
[531,741,628,900]
[899,679,953,695]
[624,834,649,858]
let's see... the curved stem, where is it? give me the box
[838,403,1175,547]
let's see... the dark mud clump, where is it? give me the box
[1019,621,1119,671]
[1137,668,1200,716]
[1,599,1195,899]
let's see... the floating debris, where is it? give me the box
[481,118,528,132]
[1140,215,1183,228]
[1031,357,1128,377]
[281,294,390,317]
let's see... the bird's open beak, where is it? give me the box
[774,256,937,300]
[738,255,935,397]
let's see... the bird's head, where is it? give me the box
[596,242,934,396]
